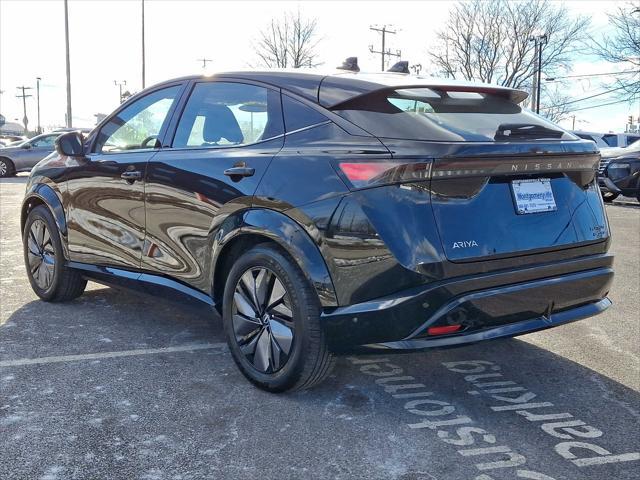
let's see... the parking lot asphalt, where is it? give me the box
[1,175,639,480]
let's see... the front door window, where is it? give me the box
[94,86,181,153]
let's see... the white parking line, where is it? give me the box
[0,343,227,367]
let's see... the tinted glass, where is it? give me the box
[94,86,180,153]
[603,134,618,147]
[332,88,575,142]
[576,134,596,142]
[282,95,328,132]
[31,135,58,147]
[173,82,283,148]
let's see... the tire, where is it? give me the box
[222,244,335,392]
[602,191,618,203]
[0,158,15,178]
[23,205,87,302]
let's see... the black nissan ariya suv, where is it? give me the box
[22,70,613,392]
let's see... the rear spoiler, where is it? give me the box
[319,75,529,108]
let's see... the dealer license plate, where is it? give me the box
[511,178,557,215]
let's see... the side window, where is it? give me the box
[576,134,595,142]
[173,82,283,148]
[282,95,329,132]
[31,135,57,147]
[94,85,181,153]
[603,134,618,147]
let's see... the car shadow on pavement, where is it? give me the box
[1,285,639,479]
[0,175,28,185]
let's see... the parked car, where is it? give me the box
[573,131,640,149]
[598,140,640,202]
[0,132,62,177]
[22,71,613,392]
[0,135,27,148]
[572,130,609,149]
[602,132,640,148]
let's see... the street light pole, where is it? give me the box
[36,77,42,134]
[536,36,547,114]
[141,0,146,89]
[529,34,548,114]
[64,0,72,127]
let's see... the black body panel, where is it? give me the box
[22,71,614,353]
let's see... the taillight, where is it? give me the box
[337,161,431,189]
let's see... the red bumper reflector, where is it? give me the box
[427,325,462,336]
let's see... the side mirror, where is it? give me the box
[55,131,85,157]
[22,143,32,149]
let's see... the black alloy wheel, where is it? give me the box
[23,206,87,302]
[26,219,56,291]
[232,267,295,373]
[222,245,334,392]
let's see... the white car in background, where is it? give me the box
[572,131,640,149]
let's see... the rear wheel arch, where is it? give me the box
[211,209,338,312]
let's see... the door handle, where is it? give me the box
[121,170,142,182]
[224,166,255,179]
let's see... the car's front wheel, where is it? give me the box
[222,244,335,392]
[23,205,87,302]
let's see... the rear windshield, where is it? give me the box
[332,88,576,142]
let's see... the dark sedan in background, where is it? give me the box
[598,140,640,202]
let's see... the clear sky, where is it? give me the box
[0,0,637,134]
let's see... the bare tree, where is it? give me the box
[430,0,590,91]
[592,1,640,100]
[539,85,573,123]
[255,11,321,68]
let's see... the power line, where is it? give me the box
[543,85,629,110]
[568,99,632,113]
[545,70,638,81]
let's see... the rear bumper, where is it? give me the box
[321,254,613,350]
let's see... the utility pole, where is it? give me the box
[36,77,42,134]
[369,25,401,71]
[529,33,548,114]
[64,0,72,127]
[571,115,576,130]
[16,86,33,135]
[114,80,127,104]
[141,0,146,89]
[197,58,212,69]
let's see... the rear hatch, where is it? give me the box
[429,152,604,262]
[330,83,608,263]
